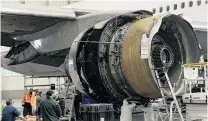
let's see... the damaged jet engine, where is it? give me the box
[65,10,201,104]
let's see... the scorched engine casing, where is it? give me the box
[65,10,201,104]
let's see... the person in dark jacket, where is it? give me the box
[37,90,62,121]
[36,90,43,108]
[74,90,82,120]
[35,90,43,115]
[1,98,28,121]
[58,97,65,116]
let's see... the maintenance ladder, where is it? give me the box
[60,85,76,121]
[154,68,184,121]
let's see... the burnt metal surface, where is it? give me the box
[66,12,201,104]
[75,29,111,102]
[98,11,154,102]
[121,15,200,98]
[158,15,201,93]
[98,16,135,101]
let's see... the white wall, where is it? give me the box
[1,77,25,91]
[1,76,66,99]
[24,77,66,90]
[1,76,65,91]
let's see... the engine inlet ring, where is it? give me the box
[152,44,174,68]
[160,46,174,67]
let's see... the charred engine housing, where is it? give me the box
[66,11,200,103]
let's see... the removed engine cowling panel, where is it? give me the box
[66,11,200,104]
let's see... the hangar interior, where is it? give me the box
[0,0,208,121]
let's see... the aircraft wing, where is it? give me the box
[1,1,207,77]
[0,2,120,77]
[1,3,73,76]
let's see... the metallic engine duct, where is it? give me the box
[121,16,161,98]
[66,11,200,104]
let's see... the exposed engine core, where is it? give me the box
[65,10,200,104]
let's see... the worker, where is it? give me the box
[35,90,43,115]
[31,90,37,115]
[1,98,28,121]
[74,90,82,120]
[51,90,65,116]
[22,89,33,117]
[56,95,65,116]
[120,99,136,121]
[58,97,65,116]
[37,90,62,121]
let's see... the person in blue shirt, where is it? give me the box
[1,98,28,121]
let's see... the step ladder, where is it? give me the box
[61,85,76,121]
[154,68,184,121]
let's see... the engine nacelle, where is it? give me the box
[65,10,200,104]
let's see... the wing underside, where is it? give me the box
[1,3,78,76]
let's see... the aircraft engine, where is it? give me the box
[65,10,201,104]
